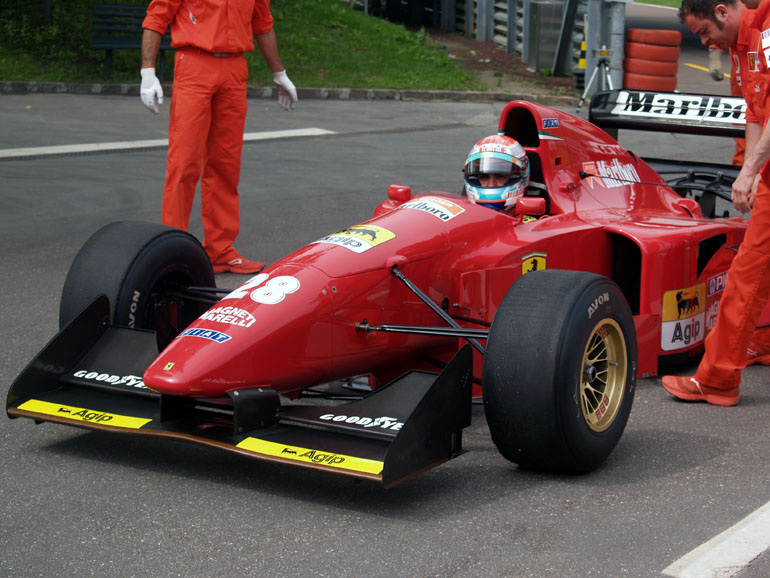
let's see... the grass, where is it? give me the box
[265,0,481,90]
[1,0,676,89]
[0,0,482,91]
[636,0,681,8]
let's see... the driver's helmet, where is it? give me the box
[464,134,530,211]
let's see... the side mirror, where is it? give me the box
[387,184,412,202]
[514,197,546,217]
[373,184,413,218]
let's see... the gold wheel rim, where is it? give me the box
[580,318,627,432]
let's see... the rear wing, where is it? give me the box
[589,89,746,138]
[589,90,742,217]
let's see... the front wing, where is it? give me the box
[7,297,473,487]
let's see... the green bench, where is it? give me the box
[91,3,172,81]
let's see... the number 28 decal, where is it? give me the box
[222,273,301,305]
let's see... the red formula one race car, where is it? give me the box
[6,93,756,487]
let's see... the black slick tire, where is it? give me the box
[59,221,215,349]
[483,270,637,473]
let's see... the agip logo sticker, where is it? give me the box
[661,284,706,351]
[18,399,152,429]
[236,438,384,475]
[314,225,395,253]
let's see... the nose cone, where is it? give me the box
[143,266,334,397]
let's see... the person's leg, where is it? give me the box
[200,55,249,266]
[696,182,770,385]
[161,50,215,230]
[663,181,770,404]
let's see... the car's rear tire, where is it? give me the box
[483,270,637,473]
[59,221,215,350]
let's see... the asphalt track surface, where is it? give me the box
[3,6,770,578]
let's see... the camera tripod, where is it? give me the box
[576,46,614,113]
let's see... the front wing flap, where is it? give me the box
[7,297,474,488]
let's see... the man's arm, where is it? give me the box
[256,29,297,110]
[141,29,162,69]
[255,29,284,73]
[733,120,767,212]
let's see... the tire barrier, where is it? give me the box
[623,71,678,92]
[623,57,679,76]
[625,28,683,45]
[623,28,681,91]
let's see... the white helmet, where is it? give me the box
[464,134,530,211]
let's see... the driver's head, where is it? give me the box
[464,134,529,212]
[679,0,742,50]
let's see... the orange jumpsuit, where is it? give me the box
[696,2,770,388]
[142,0,274,265]
[730,55,746,165]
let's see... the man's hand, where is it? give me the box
[273,70,297,111]
[732,167,758,213]
[140,68,163,114]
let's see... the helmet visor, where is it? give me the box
[465,151,527,180]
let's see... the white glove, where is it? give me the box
[140,68,164,114]
[273,70,297,111]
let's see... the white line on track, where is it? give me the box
[0,127,336,159]
[662,500,770,577]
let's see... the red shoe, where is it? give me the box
[212,254,264,274]
[660,375,739,407]
[746,342,770,366]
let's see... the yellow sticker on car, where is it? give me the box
[662,284,706,321]
[313,225,396,254]
[661,283,707,351]
[236,437,384,475]
[522,252,547,274]
[17,399,152,429]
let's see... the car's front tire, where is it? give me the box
[483,270,637,473]
[59,221,215,350]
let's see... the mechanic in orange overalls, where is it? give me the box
[140,0,297,274]
[730,58,748,165]
[662,0,770,406]
[722,46,749,164]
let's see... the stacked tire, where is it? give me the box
[624,29,681,91]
